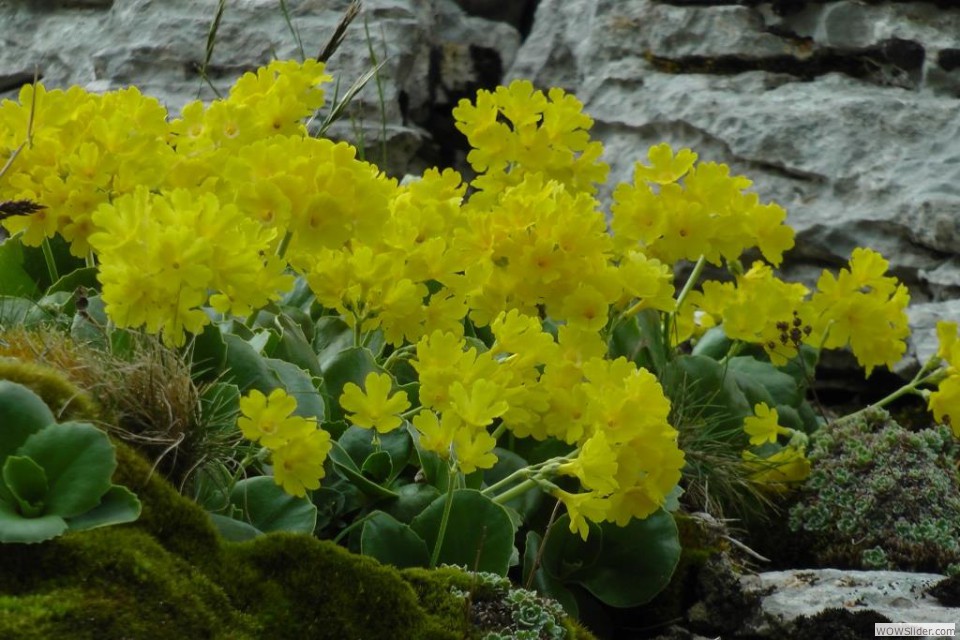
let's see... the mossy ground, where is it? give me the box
[0,438,594,639]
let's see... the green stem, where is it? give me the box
[40,237,59,284]
[663,254,706,349]
[675,255,707,312]
[429,465,459,569]
[333,511,376,545]
[382,344,415,371]
[838,365,943,424]
[490,421,508,441]
[275,229,293,261]
[491,477,540,505]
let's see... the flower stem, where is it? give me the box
[491,477,539,505]
[41,237,59,284]
[429,464,459,569]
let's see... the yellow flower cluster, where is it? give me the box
[452,80,608,209]
[928,321,960,436]
[808,248,910,377]
[611,143,795,267]
[680,249,910,375]
[405,312,684,538]
[0,84,171,255]
[238,388,332,497]
[89,187,292,346]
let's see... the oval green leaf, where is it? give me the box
[410,489,516,575]
[18,421,115,519]
[361,510,430,569]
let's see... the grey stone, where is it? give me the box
[740,569,960,633]
[509,0,960,377]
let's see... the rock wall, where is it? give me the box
[2,0,958,375]
[506,0,960,375]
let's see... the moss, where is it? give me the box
[0,356,99,422]
[5,438,594,638]
[0,528,257,639]
[110,440,222,568]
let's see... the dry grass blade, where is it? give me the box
[317,0,361,63]
[314,59,387,137]
[197,0,227,99]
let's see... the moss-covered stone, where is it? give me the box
[0,357,99,422]
[1,437,594,639]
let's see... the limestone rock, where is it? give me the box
[741,569,960,634]
[0,0,516,176]
[509,0,960,375]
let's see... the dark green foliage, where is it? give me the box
[789,409,960,572]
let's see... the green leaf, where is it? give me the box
[0,238,39,298]
[574,509,680,608]
[208,512,262,542]
[361,451,393,484]
[16,234,84,292]
[608,313,661,373]
[263,357,325,422]
[45,266,98,297]
[314,317,357,370]
[66,484,141,532]
[328,441,398,499]
[0,380,56,465]
[383,482,441,524]
[411,489,516,575]
[523,531,579,618]
[229,476,317,534]
[0,499,67,543]
[340,425,412,481]
[219,332,276,392]
[727,356,801,408]
[691,326,734,359]
[361,510,430,569]
[0,296,54,328]
[272,313,323,377]
[190,323,228,382]
[322,347,379,422]
[541,515,603,581]
[18,421,116,519]
[312,487,346,530]
[662,354,751,438]
[2,455,48,518]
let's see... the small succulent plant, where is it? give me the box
[789,408,960,573]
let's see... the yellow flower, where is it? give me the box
[448,379,509,428]
[237,388,315,449]
[929,375,960,437]
[452,427,498,474]
[742,446,811,491]
[412,410,458,458]
[632,143,698,185]
[553,489,609,541]
[339,372,410,434]
[936,320,960,367]
[271,428,333,497]
[557,431,619,494]
[743,402,791,446]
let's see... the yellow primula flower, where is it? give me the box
[237,388,315,450]
[553,489,610,541]
[742,446,811,492]
[632,143,698,185]
[743,402,792,446]
[271,428,333,497]
[557,431,619,494]
[929,375,960,437]
[451,427,498,474]
[339,372,410,434]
